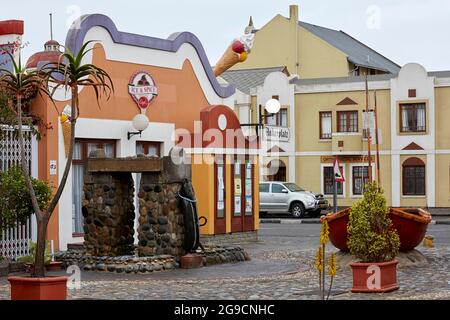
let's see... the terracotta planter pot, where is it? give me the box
[45,261,63,271]
[8,276,68,300]
[350,260,399,293]
[26,261,63,274]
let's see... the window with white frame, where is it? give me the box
[320,112,332,139]
[352,166,369,195]
[400,103,426,133]
[323,166,343,195]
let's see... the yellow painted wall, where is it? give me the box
[295,155,392,207]
[436,154,450,207]
[296,155,322,193]
[435,87,450,149]
[297,26,349,78]
[232,15,297,72]
[231,13,352,78]
[295,89,391,152]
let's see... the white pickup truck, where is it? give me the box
[259,181,328,218]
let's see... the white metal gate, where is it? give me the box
[0,126,35,260]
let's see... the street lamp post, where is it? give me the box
[240,98,281,137]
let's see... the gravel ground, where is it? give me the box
[0,224,449,300]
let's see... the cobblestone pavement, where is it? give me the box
[0,224,449,300]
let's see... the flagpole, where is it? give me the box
[333,156,338,213]
[333,170,338,213]
[365,74,373,182]
[374,90,381,185]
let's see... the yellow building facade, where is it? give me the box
[231,5,399,78]
[226,63,450,209]
[220,5,450,209]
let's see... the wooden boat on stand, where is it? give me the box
[321,207,432,252]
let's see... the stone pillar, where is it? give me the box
[83,172,135,256]
[137,175,185,257]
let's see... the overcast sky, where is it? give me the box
[3,0,450,72]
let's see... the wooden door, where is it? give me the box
[214,156,226,234]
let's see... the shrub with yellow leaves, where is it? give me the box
[315,220,337,300]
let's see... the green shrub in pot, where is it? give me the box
[347,182,400,262]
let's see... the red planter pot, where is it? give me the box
[350,260,399,293]
[322,207,431,252]
[26,261,63,274]
[8,276,68,300]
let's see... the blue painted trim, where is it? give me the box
[65,14,235,98]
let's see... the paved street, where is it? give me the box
[1,223,449,300]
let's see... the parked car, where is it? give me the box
[259,181,328,218]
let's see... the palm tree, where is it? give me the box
[0,41,113,277]
[0,55,53,278]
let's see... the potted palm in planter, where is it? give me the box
[1,42,113,300]
[347,182,400,293]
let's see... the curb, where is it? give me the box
[260,218,321,224]
[260,219,450,225]
[434,220,450,225]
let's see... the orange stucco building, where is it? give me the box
[27,14,259,250]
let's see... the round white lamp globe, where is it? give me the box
[132,114,150,132]
[265,98,281,114]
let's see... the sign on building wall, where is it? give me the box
[128,71,158,113]
[320,155,375,163]
[264,126,290,142]
[49,160,57,175]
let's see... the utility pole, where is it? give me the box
[365,74,373,182]
[374,90,381,185]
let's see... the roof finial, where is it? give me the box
[245,16,255,34]
[49,13,53,40]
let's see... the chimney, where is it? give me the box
[289,4,299,22]
[0,20,24,70]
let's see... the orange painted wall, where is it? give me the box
[30,43,214,247]
[31,94,61,249]
[29,42,260,246]
[57,44,211,132]
[192,155,215,235]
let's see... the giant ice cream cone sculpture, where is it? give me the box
[60,105,72,158]
[213,17,255,77]
[213,44,242,76]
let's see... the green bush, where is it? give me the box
[0,167,52,230]
[347,182,400,262]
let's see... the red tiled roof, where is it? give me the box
[26,50,61,69]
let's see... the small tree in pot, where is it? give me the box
[1,43,113,299]
[347,182,400,293]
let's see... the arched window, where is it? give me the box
[266,159,287,182]
[402,157,425,196]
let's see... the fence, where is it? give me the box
[0,126,35,260]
